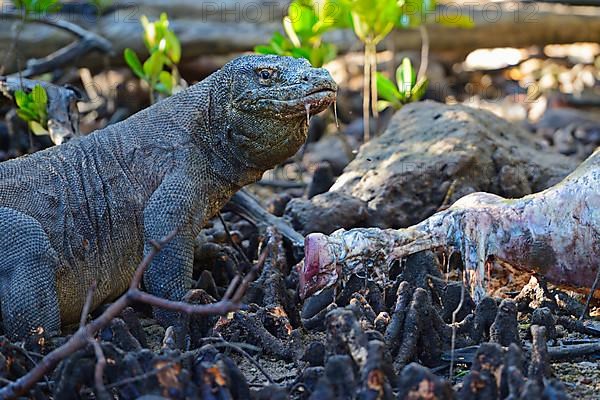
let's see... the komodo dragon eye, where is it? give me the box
[257,68,276,81]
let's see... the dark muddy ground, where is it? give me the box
[1,45,600,399]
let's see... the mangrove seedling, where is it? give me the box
[255,0,350,67]
[376,57,428,111]
[14,83,49,136]
[124,13,183,103]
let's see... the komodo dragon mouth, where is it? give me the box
[233,84,337,119]
[281,87,337,117]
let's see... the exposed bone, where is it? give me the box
[300,148,600,302]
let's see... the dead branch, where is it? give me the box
[0,229,263,399]
[218,212,252,268]
[580,266,600,320]
[205,338,276,384]
[78,281,109,399]
[227,189,305,260]
[2,10,113,79]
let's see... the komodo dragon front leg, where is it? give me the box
[0,208,61,338]
[142,177,199,325]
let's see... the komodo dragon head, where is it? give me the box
[219,55,337,167]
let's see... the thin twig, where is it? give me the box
[79,281,109,398]
[207,339,275,384]
[0,16,25,76]
[370,42,378,119]
[80,281,97,328]
[417,25,430,82]
[449,270,466,381]
[231,247,268,303]
[362,42,372,142]
[580,265,600,320]
[1,11,111,42]
[218,212,252,267]
[91,341,107,397]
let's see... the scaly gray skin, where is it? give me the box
[0,55,337,339]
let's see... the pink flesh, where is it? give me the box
[300,149,600,301]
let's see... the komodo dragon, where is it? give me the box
[0,55,337,339]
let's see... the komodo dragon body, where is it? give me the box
[0,55,337,339]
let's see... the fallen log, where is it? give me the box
[1,10,113,78]
[299,147,600,302]
[2,0,600,72]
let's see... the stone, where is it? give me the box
[328,101,577,228]
[284,191,368,235]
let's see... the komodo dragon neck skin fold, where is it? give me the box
[0,55,337,339]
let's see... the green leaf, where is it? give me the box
[437,14,474,28]
[124,49,145,79]
[139,13,181,65]
[269,32,292,55]
[159,71,173,94]
[376,72,403,102]
[163,30,181,63]
[31,84,47,107]
[38,0,61,13]
[14,90,29,109]
[320,42,338,65]
[283,16,302,48]
[29,120,48,136]
[377,100,396,112]
[271,31,287,47]
[290,47,312,61]
[314,0,352,32]
[397,57,416,95]
[287,0,318,40]
[409,77,428,102]
[254,45,278,55]
[15,0,58,14]
[143,52,165,81]
[346,0,402,44]
[16,109,36,123]
[140,15,155,50]
[159,12,169,27]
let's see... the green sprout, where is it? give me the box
[14,84,49,136]
[124,13,182,103]
[376,57,428,110]
[255,0,350,67]
[343,0,405,140]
